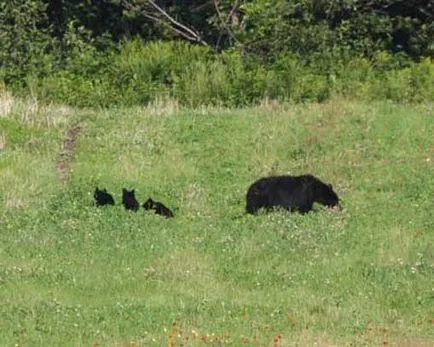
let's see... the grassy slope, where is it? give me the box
[0,98,433,346]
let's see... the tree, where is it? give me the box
[0,0,55,83]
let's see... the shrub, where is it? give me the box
[111,40,213,105]
[5,38,434,108]
[368,58,434,102]
[0,0,57,85]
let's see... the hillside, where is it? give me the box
[0,97,433,346]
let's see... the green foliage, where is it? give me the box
[0,0,56,84]
[1,0,434,107]
[5,37,434,108]
[264,54,331,102]
[172,50,267,107]
[111,40,213,106]
[33,71,112,108]
[368,57,434,102]
[30,22,114,108]
[240,0,434,63]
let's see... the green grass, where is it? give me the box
[0,96,433,346]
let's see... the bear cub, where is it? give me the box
[122,188,139,211]
[246,174,340,215]
[94,187,115,206]
[143,198,174,218]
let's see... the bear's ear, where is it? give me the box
[132,189,135,194]
[328,184,333,189]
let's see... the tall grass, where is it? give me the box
[9,40,434,108]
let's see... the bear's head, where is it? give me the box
[142,198,155,210]
[94,187,106,198]
[122,188,137,202]
[316,182,341,209]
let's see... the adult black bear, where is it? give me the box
[122,188,139,211]
[143,198,174,218]
[94,187,115,206]
[246,174,340,215]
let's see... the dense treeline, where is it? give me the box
[1,0,433,106]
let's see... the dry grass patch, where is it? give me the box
[0,90,14,116]
[145,97,180,117]
[0,89,74,126]
[0,133,5,150]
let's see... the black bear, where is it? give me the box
[94,187,115,206]
[142,198,174,218]
[122,188,139,211]
[246,174,340,215]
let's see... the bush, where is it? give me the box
[367,58,434,102]
[110,40,213,105]
[33,71,118,108]
[5,38,434,108]
[263,54,329,102]
[0,0,57,85]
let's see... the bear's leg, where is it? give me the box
[246,203,258,214]
[298,203,313,214]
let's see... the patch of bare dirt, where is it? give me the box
[0,134,5,151]
[56,125,81,183]
[351,321,434,347]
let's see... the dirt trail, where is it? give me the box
[56,125,81,183]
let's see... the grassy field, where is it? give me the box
[0,95,433,346]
